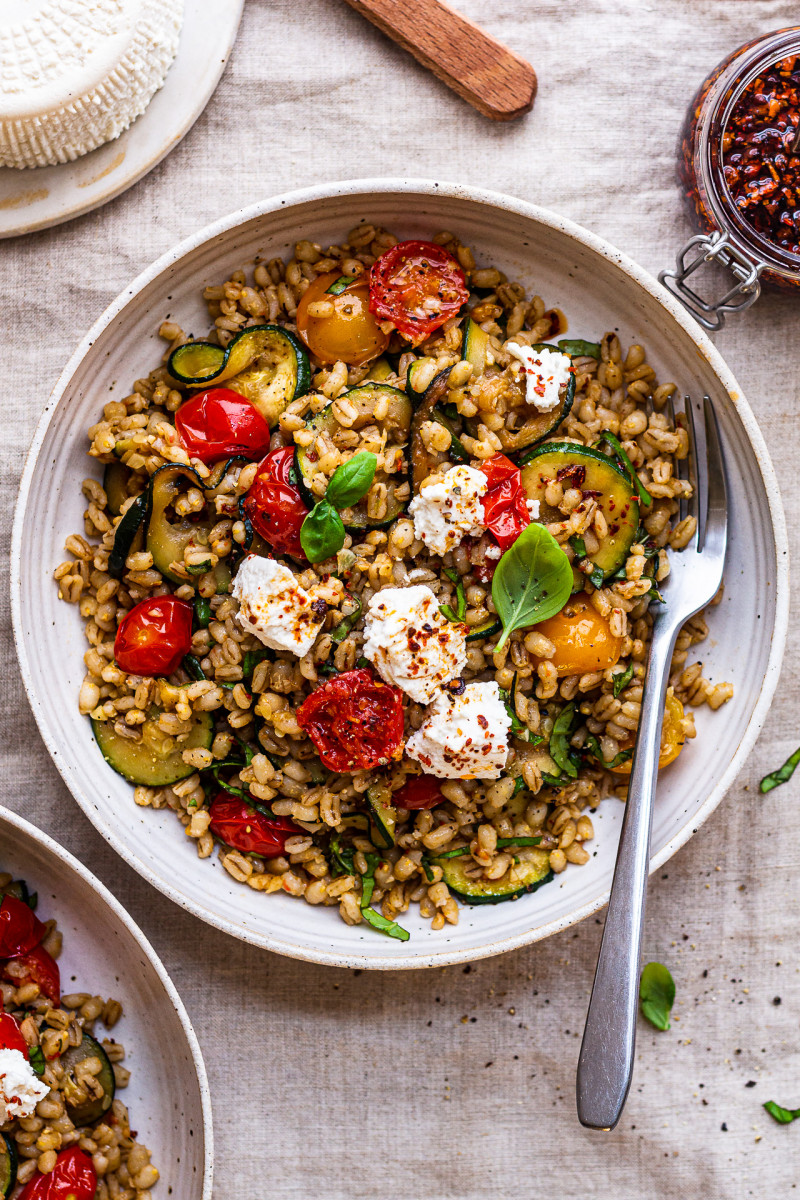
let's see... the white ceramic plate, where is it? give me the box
[11,180,789,969]
[0,0,243,239]
[0,805,213,1196]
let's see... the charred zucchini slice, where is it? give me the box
[60,1032,116,1126]
[168,325,311,427]
[466,616,501,642]
[435,850,553,904]
[519,442,639,579]
[365,785,397,849]
[103,462,134,517]
[294,384,411,531]
[461,317,491,375]
[146,465,213,583]
[0,1133,17,1199]
[108,492,151,579]
[410,369,452,492]
[92,708,213,786]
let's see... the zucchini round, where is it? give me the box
[365,785,397,849]
[60,1032,116,1126]
[435,850,553,904]
[92,708,213,787]
[0,1133,17,1199]
[168,325,311,427]
[410,370,452,492]
[466,616,501,642]
[461,317,491,376]
[518,441,639,579]
[146,465,213,582]
[108,492,150,580]
[294,384,412,532]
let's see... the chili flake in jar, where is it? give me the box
[722,55,800,254]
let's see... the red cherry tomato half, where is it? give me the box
[18,1147,97,1200]
[243,446,309,560]
[3,945,61,1007]
[208,795,301,858]
[297,668,405,772]
[0,1012,29,1057]
[479,453,531,552]
[175,387,272,465]
[392,775,444,810]
[369,240,469,344]
[114,595,193,677]
[0,895,45,958]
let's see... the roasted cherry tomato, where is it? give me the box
[0,895,45,958]
[533,594,623,678]
[392,775,444,810]
[175,387,272,465]
[114,595,193,677]
[208,795,301,858]
[369,240,469,344]
[479,453,531,552]
[296,270,389,366]
[18,1147,97,1200]
[297,668,405,772]
[3,945,61,1006]
[611,691,688,776]
[243,446,309,559]
[0,1012,29,1057]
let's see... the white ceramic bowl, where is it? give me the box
[11,180,789,969]
[0,806,213,1196]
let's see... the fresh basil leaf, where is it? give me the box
[760,746,800,793]
[28,1045,46,1077]
[612,662,635,697]
[360,906,411,941]
[639,961,675,1031]
[300,499,345,563]
[550,703,578,778]
[558,338,601,359]
[182,655,206,681]
[596,431,653,508]
[495,837,542,848]
[326,451,377,510]
[492,523,573,651]
[764,1101,800,1125]
[569,534,587,558]
[27,891,38,911]
[331,594,362,643]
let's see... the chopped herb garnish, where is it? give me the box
[329,834,355,877]
[583,734,633,770]
[588,563,605,590]
[558,338,601,359]
[182,654,206,681]
[440,567,467,623]
[330,594,363,643]
[612,662,635,697]
[760,746,800,793]
[764,1101,800,1125]
[495,836,542,848]
[550,703,579,778]
[241,648,270,681]
[358,851,410,941]
[28,1045,46,1077]
[434,845,471,859]
[595,431,653,509]
[569,534,587,558]
[193,596,211,629]
[356,656,369,669]
[639,961,675,1031]
[542,771,573,789]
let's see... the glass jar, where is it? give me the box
[660,27,800,329]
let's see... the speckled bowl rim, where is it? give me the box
[11,179,790,969]
[0,804,214,1193]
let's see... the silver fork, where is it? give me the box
[576,394,728,1131]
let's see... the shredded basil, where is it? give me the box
[356,656,369,669]
[612,662,635,697]
[182,655,206,682]
[588,563,605,590]
[300,452,377,562]
[242,648,270,681]
[434,845,471,859]
[421,859,435,883]
[495,836,542,848]
[358,851,410,941]
[440,567,467,623]
[330,594,363,643]
[760,746,800,793]
[511,777,526,797]
[28,1045,46,1077]
[492,523,573,651]
[326,274,357,296]
[542,771,573,789]
[583,734,633,770]
[194,596,211,629]
[329,834,355,877]
[558,338,601,359]
[639,961,675,1031]
[596,431,653,509]
[764,1101,800,1125]
[550,703,579,778]
[569,534,587,558]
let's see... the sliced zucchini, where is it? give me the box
[365,356,394,383]
[294,384,412,531]
[0,878,32,905]
[435,850,553,904]
[462,317,491,376]
[406,357,438,400]
[469,365,575,457]
[108,492,150,579]
[168,325,311,427]
[0,1133,17,1199]
[519,442,639,578]
[103,462,133,517]
[92,708,213,786]
[146,465,212,583]
[60,1032,116,1126]
[410,369,452,492]
[466,616,501,642]
[365,785,396,849]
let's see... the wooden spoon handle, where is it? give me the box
[341,0,536,121]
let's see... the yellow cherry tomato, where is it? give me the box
[295,270,389,366]
[535,593,623,677]
[610,690,688,775]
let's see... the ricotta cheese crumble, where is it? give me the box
[405,681,511,779]
[363,585,467,705]
[505,343,573,413]
[0,0,184,169]
[408,464,487,556]
[233,555,327,658]
[0,1048,49,1123]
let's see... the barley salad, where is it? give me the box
[54,225,733,941]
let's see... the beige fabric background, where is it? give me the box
[3,1,800,1195]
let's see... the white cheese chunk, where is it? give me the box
[526,498,541,519]
[405,681,511,779]
[505,343,573,413]
[0,1048,49,1124]
[0,0,184,169]
[408,464,487,556]
[233,555,327,658]
[363,584,467,705]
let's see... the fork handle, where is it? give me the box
[576,615,679,1130]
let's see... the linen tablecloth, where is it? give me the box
[3,2,800,1194]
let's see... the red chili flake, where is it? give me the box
[722,54,800,252]
[555,464,587,488]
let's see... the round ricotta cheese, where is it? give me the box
[0,0,184,169]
